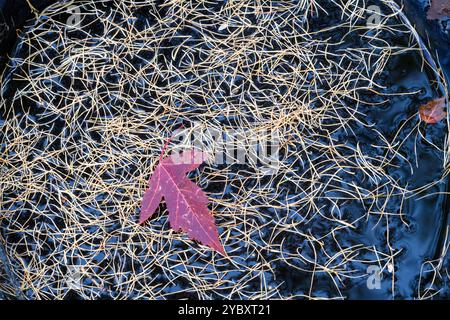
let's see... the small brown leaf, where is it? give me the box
[427,0,450,20]
[419,97,447,124]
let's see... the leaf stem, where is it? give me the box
[160,124,185,162]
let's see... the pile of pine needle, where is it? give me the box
[0,0,448,299]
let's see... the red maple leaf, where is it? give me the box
[419,97,447,124]
[139,148,225,255]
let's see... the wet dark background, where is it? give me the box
[0,0,448,300]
